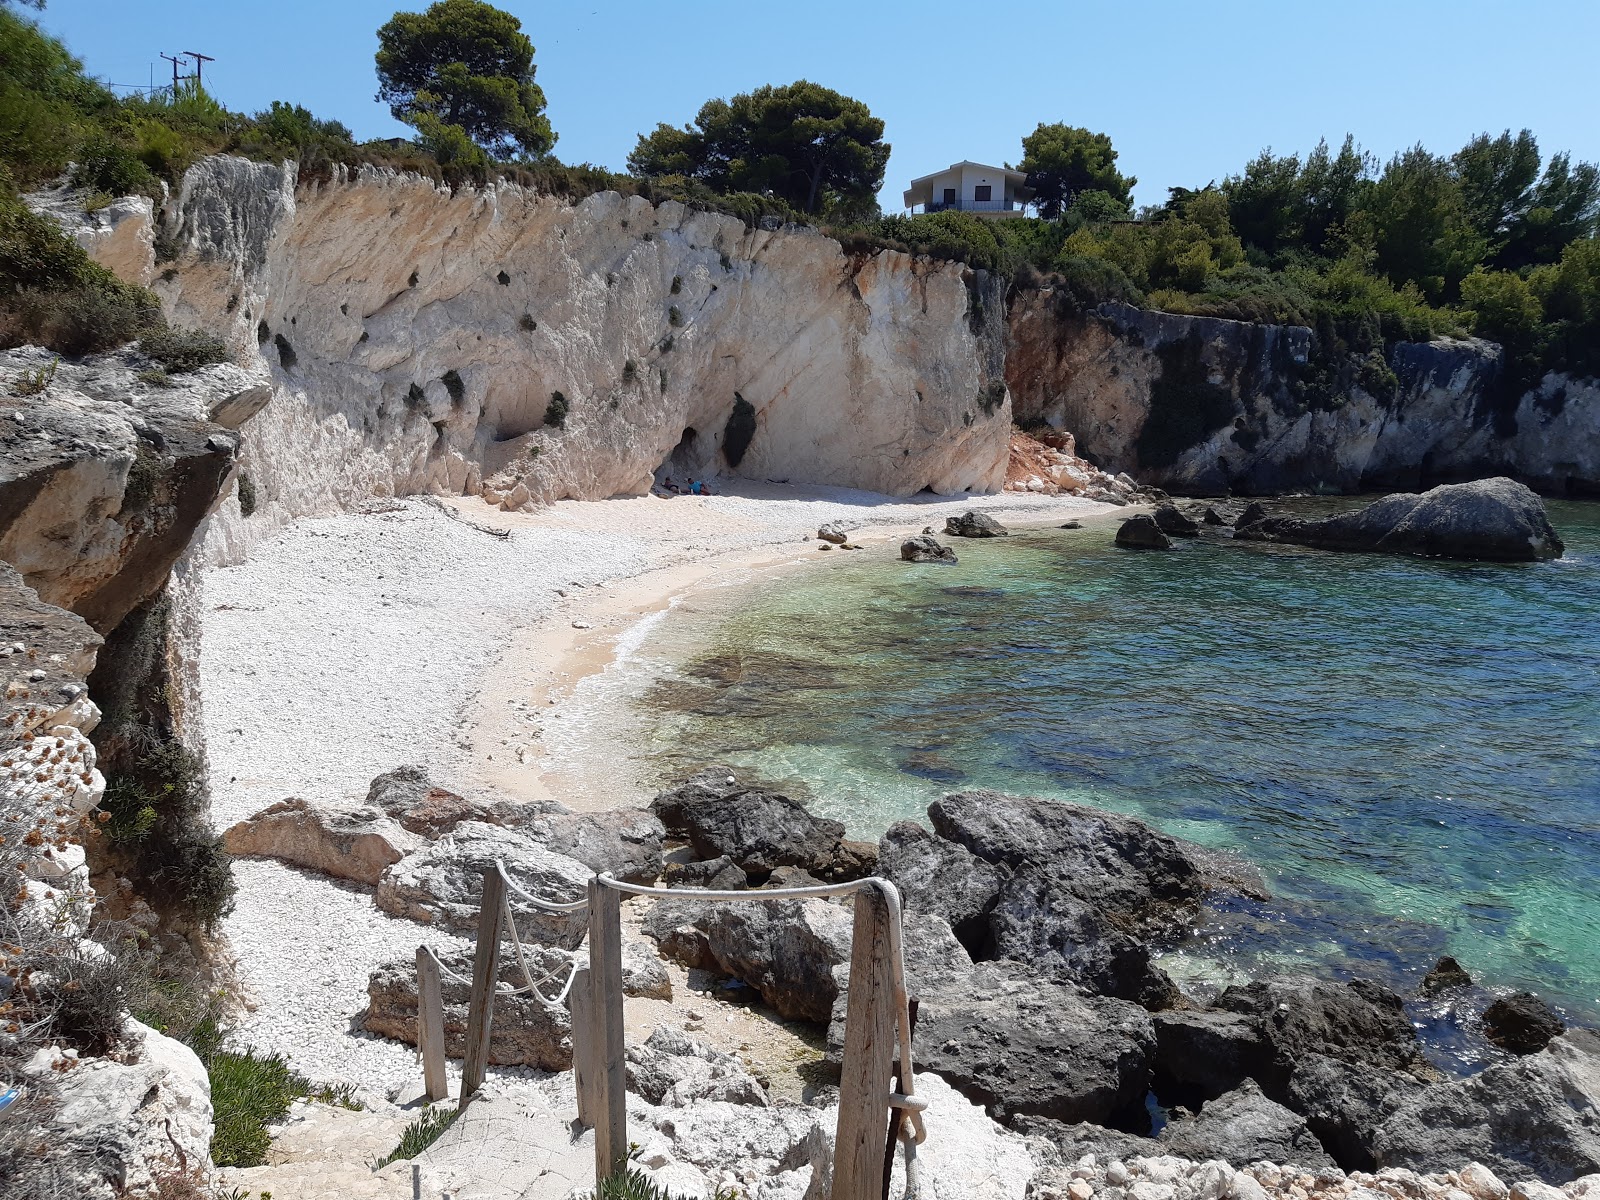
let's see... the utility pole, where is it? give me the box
[159,53,183,98]
[182,51,214,93]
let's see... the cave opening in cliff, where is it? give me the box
[655,427,701,485]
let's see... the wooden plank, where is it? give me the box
[569,966,596,1127]
[881,998,919,1198]
[459,864,507,1108]
[832,885,897,1200]
[587,877,627,1184]
[416,945,449,1102]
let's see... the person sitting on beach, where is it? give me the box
[661,476,682,494]
[689,479,703,495]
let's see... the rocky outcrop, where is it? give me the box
[626,1026,770,1108]
[0,348,267,633]
[913,961,1157,1127]
[1007,293,1600,496]
[1235,478,1564,561]
[1159,1080,1338,1172]
[652,779,845,878]
[1152,503,1200,537]
[1483,992,1566,1054]
[878,819,1004,953]
[1374,1030,1600,1183]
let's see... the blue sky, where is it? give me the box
[36,0,1600,213]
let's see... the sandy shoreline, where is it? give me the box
[198,481,1122,1099]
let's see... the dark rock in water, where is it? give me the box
[1115,514,1173,549]
[901,534,958,564]
[988,865,1181,1008]
[1159,1079,1338,1171]
[663,855,748,891]
[1286,1053,1427,1172]
[1234,477,1564,561]
[877,820,1003,954]
[1153,1007,1275,1102]
[1152,502,1200,537]
[1011,1115,1153,1163]
[930,791,1266,938]
[1202,506,1229,526]
[1236,501,1269,528]
[668,787,844,877]
[1060,519,1083,529]
[1374,1029,1600,1183]
[1420,955,1474,997]
[944,510,1009,538]
[1483,990,1566,1054]
[913,961,1156,1127]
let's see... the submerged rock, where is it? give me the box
[1420,955,1475,997]
[901,534,959,563]
[945,510,1009,538]
[1483,991,1566,1054]
[1115,514,1173,550]
[1234,477,1564,561]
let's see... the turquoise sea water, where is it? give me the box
[635,501,1600,1027]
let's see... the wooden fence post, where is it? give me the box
[416,946,448,1102]
[832,885,896,1200]
[569,966,597,1127]
[459,864,507,1108]
[587,877,627,1184]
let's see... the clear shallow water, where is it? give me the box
[632,502,1600,1024]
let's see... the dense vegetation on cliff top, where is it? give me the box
[0,1,1595,386]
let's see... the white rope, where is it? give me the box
[495,857,589,912]
[596,872,926,1147]
[499,891,580,1008]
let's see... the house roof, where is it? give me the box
[903,161,1033,209]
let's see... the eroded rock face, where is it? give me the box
[222,796,422,885]
[878,819,1003,953]
[1007,293,1600,497]
[127,159,1009,559]
[1159,1080,1337,1172]
[0,348,267,632]
[1234,478,1564,562]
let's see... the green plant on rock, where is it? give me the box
[236,472,258,517]
[544,389,569,429]
[138,325,228,373]
[591,1167,740,1200]
[668,305,683,326]
[10,356,56,396]
[208,1048,314,1168]
[371,1104,460,1169]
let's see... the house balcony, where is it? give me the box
[921,198,1028,217]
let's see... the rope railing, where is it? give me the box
[425,856,927,1200]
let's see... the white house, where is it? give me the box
[902,161,1034,217]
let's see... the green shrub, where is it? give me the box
[667,305,683,327]
[136,366,171,388]
[10,355,55,395]
[70,130,157,198]
[1051,255,1145,311]
[591,1167,739,1200]
[208,1048,312,1167]
[138,325,228,373]
[623,358,638,383]
[545,390,569,428]
[371,1105,460,1168]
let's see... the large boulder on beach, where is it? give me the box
[223,797,422,885]
[510,806,665,884]
[944,510,1008,538]
[1483,991,1566,1054]
[366,763,526,836]
[653,782,845,878]
[1158,1079,1337,1171]
[1234,477,1565,561]
[650,765,743,829]
[642,895,852,1023]
[878,820,1003,953]
[1374,1030,1600,1183]
[912,961,1156,1127]
[375,822,591,947]
[901,534,958,563]
[363,947,573,1069]
[1115,514,1173,550]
